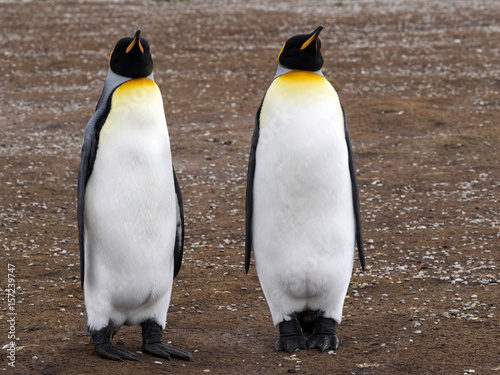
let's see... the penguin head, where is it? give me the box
[109,29,153,78]
[278,25,324,71]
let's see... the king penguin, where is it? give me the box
[77,29,193,362]
[245,26,365,353]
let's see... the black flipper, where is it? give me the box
[341,104,365,271]
[172,167,184,278]
[244,100,263,274]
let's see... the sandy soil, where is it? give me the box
[0,0,499,374]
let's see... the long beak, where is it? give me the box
[300,25,324,50]
[126,29,144,54]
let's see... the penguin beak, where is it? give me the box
[126,29,145,54]
[300,25,324,51]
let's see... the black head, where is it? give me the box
[109,29,153,78]
[278,25,324,71]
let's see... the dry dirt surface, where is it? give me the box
[1,0,499,374]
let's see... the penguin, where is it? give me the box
[77,29,193,362]
[245,25,365,353]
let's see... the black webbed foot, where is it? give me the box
[141,320,194,361]
[274,319,307,353]
[92,328,140,362]
[306,316,341,351]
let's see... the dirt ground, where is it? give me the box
[0,0,499,374]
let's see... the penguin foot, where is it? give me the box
[142,341,194,361]
[306,316,341,352]
[141,320,194,361]
[274,319,307,353]
[92,328,140,362]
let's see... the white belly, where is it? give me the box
[252,72,355,324]
[84,79,176,330]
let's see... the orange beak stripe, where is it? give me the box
[300,32,317,50]
[125,38,136,54]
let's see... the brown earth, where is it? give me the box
[0,1,499,374]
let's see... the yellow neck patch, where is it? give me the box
[277,70,325,83]
[260,70,338,125]
[272,70,333,100]
[115,77,157,94]
[100,78,163,141]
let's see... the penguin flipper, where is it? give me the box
[172,167,184,278]
[245,102,262,274]
[77,103,110,287]
[341,104,365,271]
[77,134,91,288]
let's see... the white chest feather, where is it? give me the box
[84,78,176,291]
[252,71,355,320]
[256,70,352,228]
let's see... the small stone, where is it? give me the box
[154,361,162,365]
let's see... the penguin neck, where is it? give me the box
[106,69,155,87]
[273,64,324,80]
[96,69,155,111]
